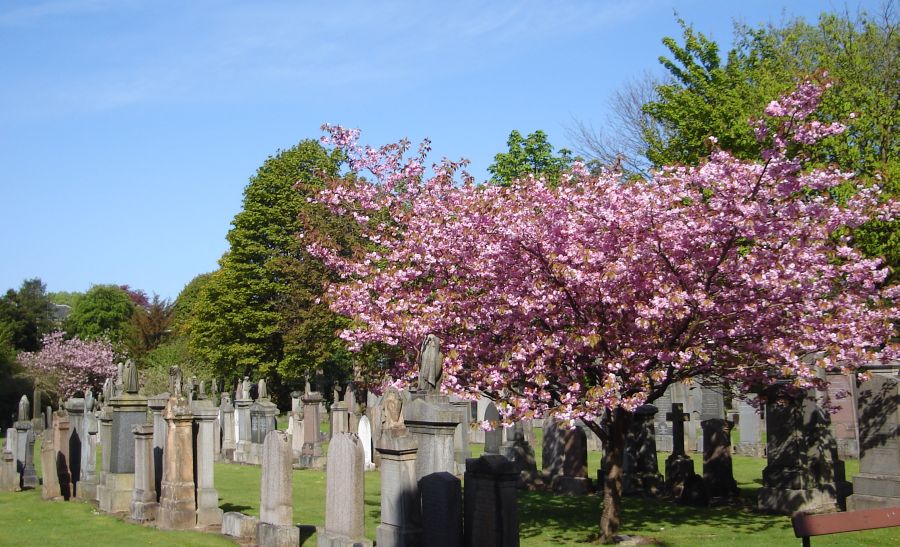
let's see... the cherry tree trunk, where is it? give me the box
[599,409,630,543]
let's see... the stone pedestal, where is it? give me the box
[403,394,463,482]
[330,401,349,438]
[158,396,197,530]
[623,405,663,497]
[193,400,223,528]
[130,423,158,522]
[847,371,899,510]
[64,398,84,498]
[15,420,37,489]
[53,412,74,499]
[290,412,304,460]
[464,455,518,547]
[1,434,19,492]
[758,385,851,514]
[79,405,99,501]
[40,430,61,500]
[258,431,299,547]
[96,406,113,503]
[375,429,421,546]
[318,433,371,547]
[147,394,168,503]
[220,399,236,462]
[233,397,253,464]
[299,392,325,469]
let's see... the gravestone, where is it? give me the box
[319,433,371,546]
[192,396,223,527]
[483,403,502,455]
[148,393,169,502]
[158,368,197,530]
[79,391,99,500]
[219,393,235,462]
[130,423,157,522]
[758,384,852,514]
[664,403,702,501]
[15,395,37,489]
[735,396,765,457]
[40,428,61,500]
[258,430,300,547]
[404,336,463,481]
[97,400,113,503]
[654,387,674,452]
[367,395,383,467]
[542,418,590,495]
[64,397,84,498]
[357,415,374,470]
[1,429,19,492]
[847,369,899,510]
[827,374,859,459]
[421,472,463,547]
[290,410,304,460]
[501,420,539,485]
[696,385,725,453]
[622,405,663,497]
[100,361,146,514]
[449,395,472,474]
[53,411,73,499]
[330,385,350,438]
[299,389,325,468]
[375,388,421,546]
[32,388,43,433]
[464,455,519,547]
[701,416,739,498]
[233,377,253,464]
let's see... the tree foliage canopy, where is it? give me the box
[65,284,135,345]
[488,129,576,186]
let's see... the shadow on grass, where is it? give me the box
[518,481,785,545]
[220,502,253,513]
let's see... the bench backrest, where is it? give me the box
[792,507,900,538]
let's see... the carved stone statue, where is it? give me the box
[221,392,232,406]
[198,381,207,400]
[241,376,251,399]
[258,378,268,399]
[418,334,443,392]
[169,366,183,397]
[305,380,311,395]
[382,388,404,429]
[18,395,30,422]
[333,385,341,405]
[85,390,94,412]
[102,378,113,403]
[123,359,139,394]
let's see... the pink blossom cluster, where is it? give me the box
[18,331,118,398]
[309,79,898,427]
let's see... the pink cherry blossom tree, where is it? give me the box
[18,331,117,401]
[308,77,898,540]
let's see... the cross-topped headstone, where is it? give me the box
[666,403,690,457]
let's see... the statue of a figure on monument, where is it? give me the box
[101,378,112,404]
[124,359,139,394]
[258,378,268,399]
[18,395,30,422]
[187,375,197,399]
[198,380,207,400]
[85,389,94,412]
[382,388,404,430]
[305,380,311,395]
[169,366,183,397]
[418,334,443,393]
[241,376,251,399]
[333,384,341,404]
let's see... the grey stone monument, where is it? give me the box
[40,428,61,500]
[501,420,539,485]
[449,395,472,474]
[258,430,300,547]
[15,394,37,489]
[192,394,223,527]
[1,428,19,492]
[827,373,860,459]
[64,397,84,498]
[464,455,519,547]
[158,368,197,530]
[758,383,852,514]
[233,377,253,464]
[483,402,502,455]
[375,388,421,547]
[847,368,899,510]
[331,385,350,439]
[147,393,169,502]
[654,387,674,452]
[622,405,663,497]
[664,403,699,499]
[357,415,375,470]
[319,433,371,547]
[735,396,765,457]
[79,391,100,500]
[543,418,591,495]
[299,388,325,468]
[219,392,235,462]
[53,410,73,499]
[100,361,147,514]
[130,423,157,522]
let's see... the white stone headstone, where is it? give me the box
[357,416,374,470]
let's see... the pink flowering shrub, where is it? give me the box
[18,331,117,399]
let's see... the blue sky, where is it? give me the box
[0,0,882,300]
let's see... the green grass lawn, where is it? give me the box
[1,430,897,546]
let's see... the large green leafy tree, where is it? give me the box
[643,9,899,278]
[488,129,576,186]
[190,140,345,382]
[65,284,135,345]
[0,278,55,352]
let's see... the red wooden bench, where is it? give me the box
[791,507,900,546]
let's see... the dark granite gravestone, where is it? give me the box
[847,369,899,510]
[758,384,851,514]
[623,405,663,497]
[420,472,463,547]
[464,455,519,547]
[701,417,739,498]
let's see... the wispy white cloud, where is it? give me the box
[0,0,135,26]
